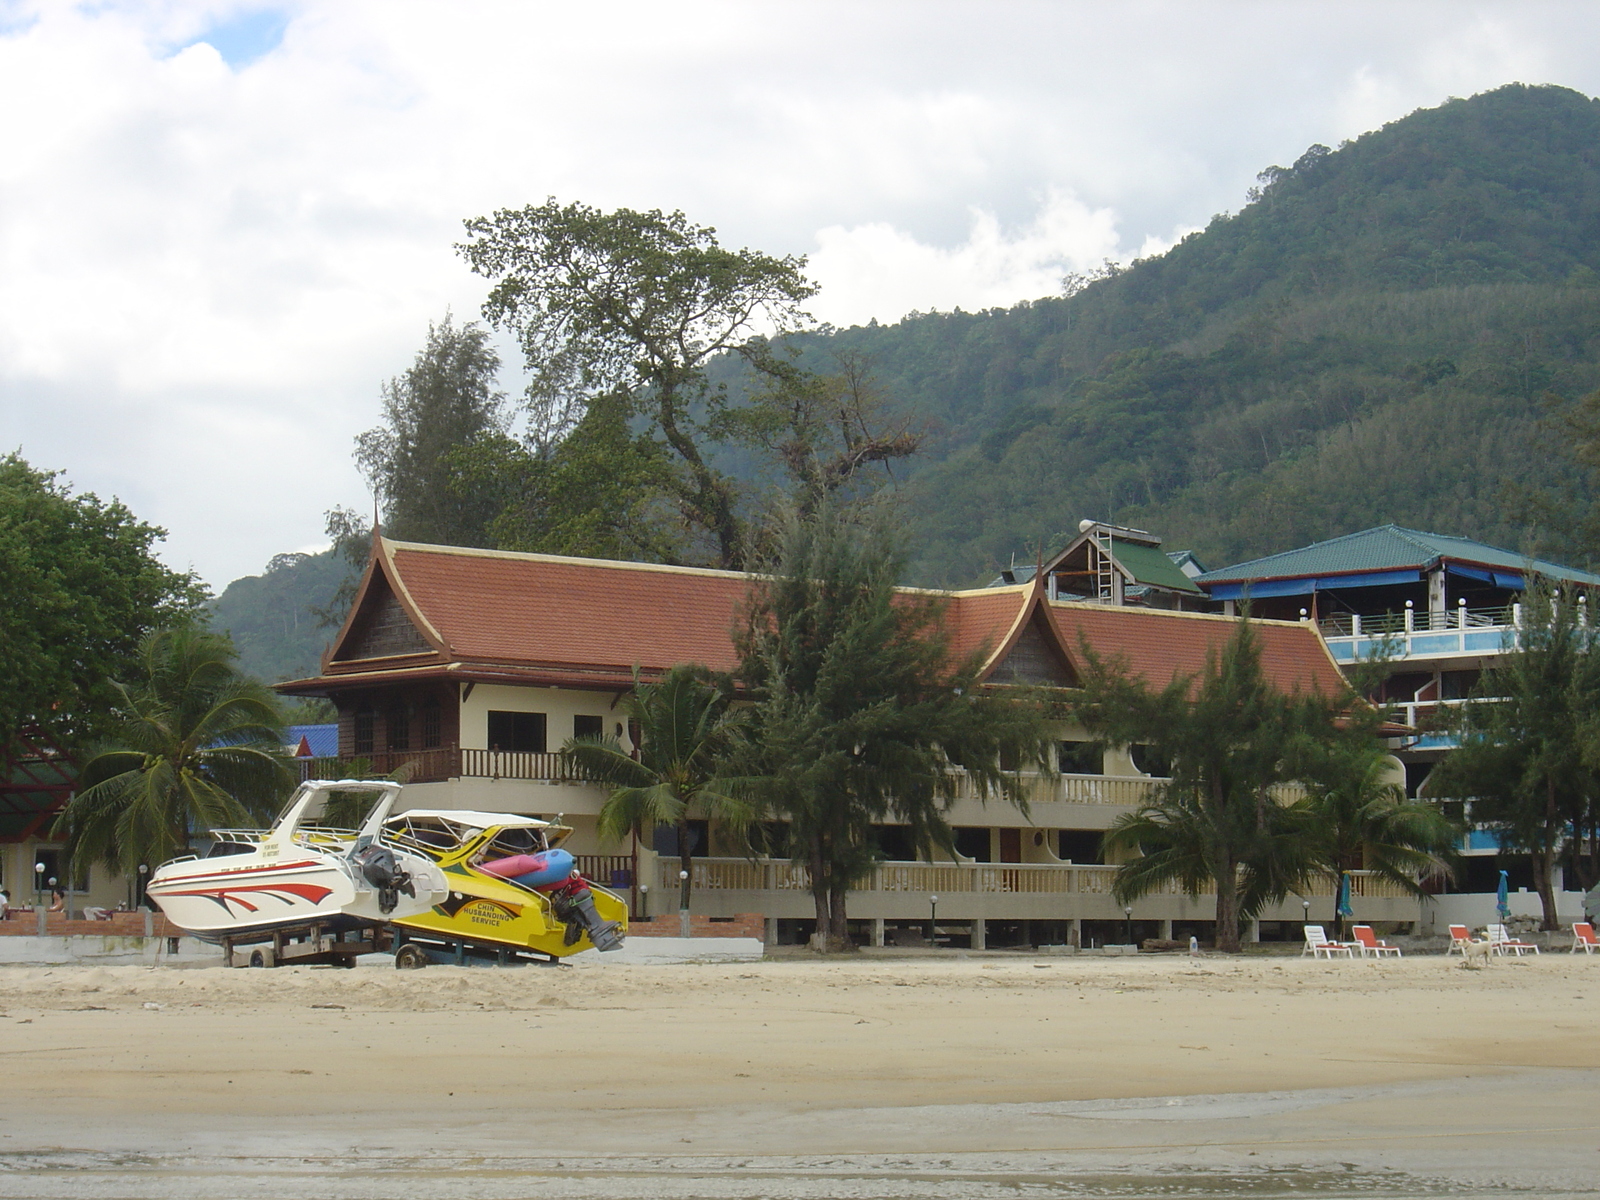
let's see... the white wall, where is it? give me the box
[458,683,633,753]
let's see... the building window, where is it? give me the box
[488,710,547,754]
[420,699,442,749]
[953,826,991,862]
[353,708,375,756]
[1130,743,1172,777]
[573,714,604,741]
[1059,740,1102,775]
[387,707,410,751]
[1059,829,1103,864]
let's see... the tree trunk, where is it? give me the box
[808,834,832,951]
[828,882,850,948]
[1532,846,1561,932]
[1214,859,1242,953]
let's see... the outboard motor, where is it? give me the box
[548,875,624,952]
[350,845,415,915]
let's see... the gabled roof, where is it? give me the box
[1047,603,1348,697]
[281,537,1344,701]
[990,523,1203,595]
[1110,538,1205,595]
[1196,525,1600,588]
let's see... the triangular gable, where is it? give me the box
[969,581,1080,687]
[326,538,446,666]
[987,608,1079,686]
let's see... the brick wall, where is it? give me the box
[0,911,178,938]
[627,913,764,939]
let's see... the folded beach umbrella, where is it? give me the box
[1497,869,1511,923]
[1336,872,1353,920]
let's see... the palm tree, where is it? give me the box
[1301,740,1461,938]
[562,665,751,915]
[53,625,292,879]
[1080,621,1329,952]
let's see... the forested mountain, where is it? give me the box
[760,83,1600,584]
[208,550,348,684]
[217,83,1600,677]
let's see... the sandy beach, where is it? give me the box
[0,951,1597,1198]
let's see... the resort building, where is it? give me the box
[275,534,1413,947]
[1195,524,1600,928]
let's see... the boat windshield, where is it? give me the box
[275,785,382,839]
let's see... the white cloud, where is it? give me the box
[809,190,1121,326]
[4,1,1600,588]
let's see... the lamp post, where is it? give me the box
[33,861,43,907]
[137,864,149,910]
[928,895,938,946]
[1302,898,1310,936]
[1124,905,1133,949]
[637,883,649,923]
[678,868,690,938]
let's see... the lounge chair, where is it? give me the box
[1351,925,1401,957]
[1447,924,1483,955]
[1486,923,1540,956]
[1572,922,1599,954]
[1302,925,1354,959]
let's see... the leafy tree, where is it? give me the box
[355,314,508,547]
[1429,587,1600,929]
[1075,621,1338,952]
[733,501,1054,950]
[562,665,752,915]
[52,625,293,879]
[458,199,817,568]
[465,393,687,564]
[0,453,207,748]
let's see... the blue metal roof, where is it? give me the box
[1196,525,1600,589]
[287,724,338,758]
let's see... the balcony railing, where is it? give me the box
[297,746,579,785]
[662,858,1414,900]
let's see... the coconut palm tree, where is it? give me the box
[1300,739,1461,938]
[561,665,751,915]
[53,625,292,879]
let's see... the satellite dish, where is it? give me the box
[1078,519,1096,533]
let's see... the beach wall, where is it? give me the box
[626,913,764,939]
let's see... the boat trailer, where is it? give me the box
[222,920,393,969]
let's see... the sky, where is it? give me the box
[4,1,1600,591]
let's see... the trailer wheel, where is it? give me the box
[394,944,429,970]
[248,947,275,968]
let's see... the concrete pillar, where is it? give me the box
[870,917,885,948]
[971,919,986,950]
[679,908,691,938]
[1247,919,1261,943]
[1158,919,1173,940]
[1067,918,1081,949]
[764,917,778,947]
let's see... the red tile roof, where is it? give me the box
[1047,602,1347,697]
[283,538,1345,701]
[384,541,751,676]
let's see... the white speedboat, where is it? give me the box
[146,780,449,942]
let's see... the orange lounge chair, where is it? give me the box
[1573,923,1599,954]
[1351,925,1401,957]
[1447,924,1482,955]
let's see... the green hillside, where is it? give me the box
[769,83,1600,583]
[207,550,348,683]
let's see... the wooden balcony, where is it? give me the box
[298,746,578,785]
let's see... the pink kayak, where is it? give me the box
[478,848,575,889]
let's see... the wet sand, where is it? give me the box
[0,952,1597,1197]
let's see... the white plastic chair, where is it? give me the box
[1302,925,1353,959]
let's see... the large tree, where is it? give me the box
[1075,621,1341,952]
[354,314,508,547]
[53,625,292,878]
[1429,587,1600,929]
[734,501,1054,950]
[0,454,207,748]
[457,199,817,568]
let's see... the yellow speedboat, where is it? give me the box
[381,810,626,962]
